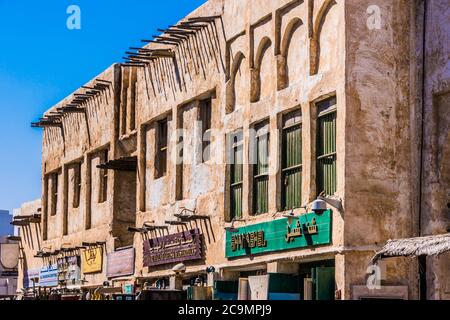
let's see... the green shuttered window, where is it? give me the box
[282,110,302,210]
[253,122,269,215]
[316,97,337,196]
[230,133,243,220]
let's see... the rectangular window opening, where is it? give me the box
[73,163,82,208]
[230,131,243,220]
[316,96,337,196]
[99,150,109,203]
[252,121,269,215]
[155,119,168,178]
[281,110,302,211]
[199,98,212,163]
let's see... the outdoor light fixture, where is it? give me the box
[172,263,186,275]
[318,195,343,212]
[224,218,245,233]
[206,266,216,273]
[282,209,300,225]
[312,198,328,215]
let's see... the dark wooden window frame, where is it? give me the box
[230,131,244,220]
[316,97,337,196]
[73,162,82,209]
[50,172,59,216]
[155,118,168,179]
[99,149,109,203]
[252,122,270,215]
[281,110,302,211]
[199,98,212,163]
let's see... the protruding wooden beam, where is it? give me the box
[158,29,192,37]
[96,79,112,85]
[153,36,183,43]
[60,107,86,114]
[127,227,147,233]
[171,25,203,31]
[179,21,208,28]
[165,220,187,226]
[142,39,177,46]
[82,86,102,92]
[129,47,154,52]
[188,16,221,22]
[122,63,146,68]
[150,51,175,58]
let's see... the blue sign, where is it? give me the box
[39,264,58,287]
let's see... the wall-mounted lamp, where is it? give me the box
[206,266,216,273]
[311,198,328,215]
[282,209,300,225]
[224,218,245,233]
[316,195,343,213]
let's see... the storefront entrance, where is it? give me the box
[215,260,335,301]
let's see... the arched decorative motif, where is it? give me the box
[310,0,337,75]
[250,37,272,102]
[277,18,303,90]
[225,51,246,113]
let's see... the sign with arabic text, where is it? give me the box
[226,210,331,258]
[107,247,135,278]
[82,247,103,274]
[143,229,202,267]
[39,264,58,287]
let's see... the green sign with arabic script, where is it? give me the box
[225,210,332,258]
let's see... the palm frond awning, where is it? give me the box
[372,233,450,263]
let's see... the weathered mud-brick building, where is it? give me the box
[31,0,449,300]
[33,65,138,295]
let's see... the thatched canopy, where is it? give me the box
[372,233,450,263]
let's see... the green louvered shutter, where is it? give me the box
[317,97,337,196]
[282,111,302,210]
[230,134,243,219]
[253,126,269,215]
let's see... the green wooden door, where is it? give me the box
[313,267,335,300]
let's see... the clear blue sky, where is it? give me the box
[0,0,206,214]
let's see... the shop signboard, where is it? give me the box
[225,210,332,258]
[39,264,58,287]
[0,243,19,269]
[107,247,135,278]
[57,255,81,285]
[81,247,103,274]
[143,229,202,267]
